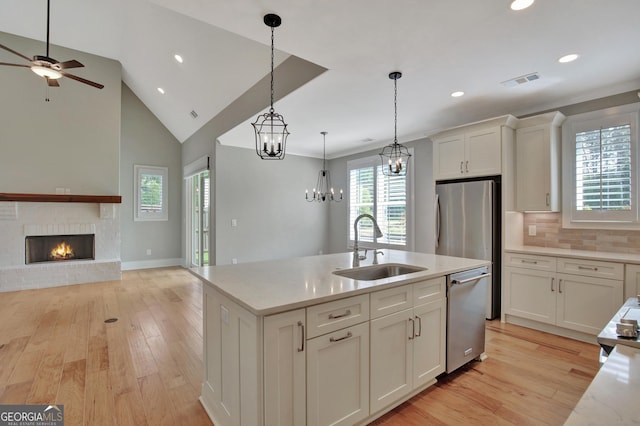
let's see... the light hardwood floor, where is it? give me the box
[0,267,600,425]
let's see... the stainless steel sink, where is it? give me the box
[332,263,427,281]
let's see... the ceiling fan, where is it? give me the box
[0,0,103,89]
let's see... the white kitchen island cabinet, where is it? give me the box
[192,250,488,426]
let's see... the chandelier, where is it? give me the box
[379,71,411,176]
[306,132,343,202]
[252,13,289,160]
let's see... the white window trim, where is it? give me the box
[346,150,414,251]
[134,165,169,222]
[562,103,640,230]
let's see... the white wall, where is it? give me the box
[215,145,327,264]
[327,137,435,255]
[0,31,121,195]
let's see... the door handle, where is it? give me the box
[414,315,422,337]
[550,277,555,292]
[546,193,550,206]
[558,279,563,294]
[465,160,469,173]
[329,331,352,343]
[297,321,305,352]
[460,161,464,174]
[408,318,415,340]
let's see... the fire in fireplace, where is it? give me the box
[25,234,95,264]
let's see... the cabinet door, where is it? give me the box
[624,264,640,300]
[516,125,554,211]
[464,127,502,177]
[556,274,623,335]
[412,299,446,388]
[264,309,306,426]
[433,134,465,180]
[307,322,369,426]
[504,267,556,325]
[370,309,412,414]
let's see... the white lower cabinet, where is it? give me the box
[369,278,446,415]
[206,277,448,426]
[504,253,623,336]
[306,321,370,426]
[263,309,306,426]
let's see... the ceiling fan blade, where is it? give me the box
[46,77,60,87]
[57,59,84,69]
[0,43,33,63]
[0,62,31,68]
[60,71,104,89]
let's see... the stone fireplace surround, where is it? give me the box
[0,199,121,292]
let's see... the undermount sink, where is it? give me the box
[333,263,427,281]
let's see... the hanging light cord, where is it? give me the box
[269,25,275,114]
[393,76,398,144]
[322,132,327,170]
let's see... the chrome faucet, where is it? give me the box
[353,213,383,267]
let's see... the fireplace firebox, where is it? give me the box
[25,234,95,264]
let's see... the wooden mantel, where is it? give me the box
[0,193,122,204]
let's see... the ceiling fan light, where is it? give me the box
[31,66,62,79]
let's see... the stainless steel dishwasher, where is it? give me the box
[446,266,491,373]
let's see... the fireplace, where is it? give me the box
[25,234,95,264]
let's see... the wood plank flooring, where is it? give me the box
[0,267,600,425]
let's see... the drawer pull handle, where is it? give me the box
[460,161,464,174]
[465,161,469,173]
[558,279,563,294]
[578,266,598,271]
[551,277,555,292]
[521,259,538,264]
[297,321,305,352]
[415,315,422,337]
[328,309,351,319]
[329,331,352,343]
[408,318,415,340]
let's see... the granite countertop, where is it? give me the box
[565,344,640,425]
[598,298,640,351]
[505,245,640,264]
[189,250,489,316]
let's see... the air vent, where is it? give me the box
[190,110,199,119]
[500,72,541,87]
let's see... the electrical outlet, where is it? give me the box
[231,219,237,227]
[528,225,537,236]
[232,258,238,264]
[146,249,152,255]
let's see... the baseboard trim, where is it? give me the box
[121,258,184,271]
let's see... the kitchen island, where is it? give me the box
[190,250,489,426]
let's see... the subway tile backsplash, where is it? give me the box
[523,212,640,254]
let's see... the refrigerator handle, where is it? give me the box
[434,193,440,248]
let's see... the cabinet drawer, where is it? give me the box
[370,284,413,319]
[505,252,556,271]
[557,258,623,281]
[413,277,446,306]
[306,294,370,339]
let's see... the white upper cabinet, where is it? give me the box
[432,115,517,181]
[515,111,565,212]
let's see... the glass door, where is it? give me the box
[189,170,210,267]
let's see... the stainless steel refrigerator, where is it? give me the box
[435,178,501,320]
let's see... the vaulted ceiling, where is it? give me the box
[2,0,639,158]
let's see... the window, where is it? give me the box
[564,105,639,227]
[135,165,168,221]
[348,152,412,248]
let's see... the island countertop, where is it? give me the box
[189,250,489,316]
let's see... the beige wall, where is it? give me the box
[0,31,122,195]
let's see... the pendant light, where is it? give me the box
[253,13,289,160]
[379,71,411,176]
[306,132,343,203]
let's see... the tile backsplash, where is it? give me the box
[523,212,640,254]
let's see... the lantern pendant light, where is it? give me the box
[306,132,343,203]
[379,71,411,176]
[253,13,289,160]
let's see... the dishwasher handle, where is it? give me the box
[450,272,491,286]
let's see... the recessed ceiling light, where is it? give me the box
[510,0,534,11]
[157,87,165,94]
[558,53,579,63]
[451,91,465,98]
[174,54,183,63]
